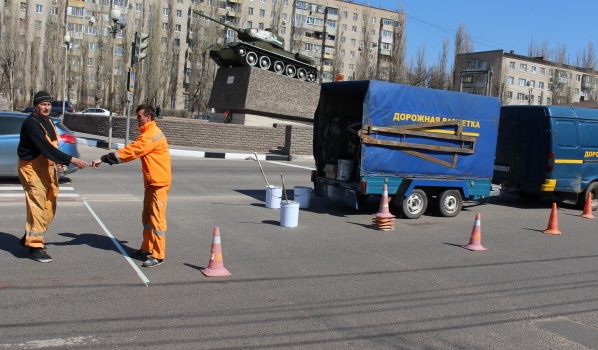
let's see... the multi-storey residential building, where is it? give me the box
[454,50,598,105]
[0,0,403,112]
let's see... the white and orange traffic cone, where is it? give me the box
[372,184,395,231]
[462,213,487,251]
[543,203,562,235]
[579,193,596,219]
[200,227,231,277]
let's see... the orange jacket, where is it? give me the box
[116,121,171,188]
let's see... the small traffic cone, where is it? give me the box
[543,203,562,235]
[462,213,487,251]
[579,193,596,219]
[200,227,231,277]
[373,184,395,231]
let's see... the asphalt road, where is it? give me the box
[1,145,597,349]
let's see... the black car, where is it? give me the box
[22,100,75,118]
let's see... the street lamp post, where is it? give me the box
[107,5,125,149]
[62,35,71,117]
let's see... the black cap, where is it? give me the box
[33,91,53,105]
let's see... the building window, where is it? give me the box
[529,80,535,88]
[372,17,376,24]
[258,22,264,29]
[175,24,181,32]
[134,18,141,26]
[248,7,253,15]
[35,4,42,13]
[353,13,358,21]
[351,38,356,46]
[519,78,526,86]
[539,81,545,89]
[531,66,537,74]
[343,11,347,18]
[349,51,355,58]
[540,67,546,75]
[349,63,354,71]
[283,0,288,6]
[247,20,252,28]
[87,58,94,66]
[342,24,347,30]
[575,88,580,95]
[280,27,286,34]
[517,93,525,101]
[162,22,168,30]
[259,9,265,17]
[35,20,42,29]
[341,36,345,43]
[176,10,182,17]
[351,26,357,32]
[519,63,527,72]
[577,74,581,82]
[163,8,168,16]
[136,3,142,12]
[508,91,513,99]
[174,38,180,46]
[509,62,515,69]
[547,97,552,105]
[508,77,514,85]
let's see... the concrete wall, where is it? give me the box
[63,114,313,156]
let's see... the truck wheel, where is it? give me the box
[436,189,462,217]
[578,182,598,210]
[399,189,427,219]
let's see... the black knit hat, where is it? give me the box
[33,91,53,105]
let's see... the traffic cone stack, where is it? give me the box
[543,203,562,235]
[200,227,231,277]
[462,213,487,251]
[372,184,395,231]
[579,193,596,219]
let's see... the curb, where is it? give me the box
[77,137,295,161]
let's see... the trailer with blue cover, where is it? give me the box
[312,80,501,219]
[493,105,598,209]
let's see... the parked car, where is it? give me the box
[79,108,111,116]
[0,112,81,178]
[21,101,75,118]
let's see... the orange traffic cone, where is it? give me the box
[200,227,231,277]
[373,184,395,231]
[543,203,562,235]
[462,213,487,251]
[579,193,596,219]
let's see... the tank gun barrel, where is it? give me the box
[192,10,243,33]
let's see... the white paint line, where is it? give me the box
[266,160,315,170]
[169,149,206,158]
[0,193,79,198]
[0,336,96,348]
[0,186,74,191]
[83,201,150,286]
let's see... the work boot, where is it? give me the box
[29,248,53,263]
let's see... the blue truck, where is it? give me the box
[493,105,598,210]
[312,80,501,219]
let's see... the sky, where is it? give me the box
[353,0,598,67]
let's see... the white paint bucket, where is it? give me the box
[337,159,354,181]
[293,186,312,208]
[265,185,282,209]
[280,200,300,227]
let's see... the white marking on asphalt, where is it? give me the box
[83,201,150,286]
[0,336,96,348]
[0,186,74,191]
[266,160,315,170]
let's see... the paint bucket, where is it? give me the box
[337,159,354,181]
[280,200,300,227]
[265,185,282,209]
[293,186,312,208]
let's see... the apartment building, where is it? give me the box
[0,0,403,111]
[454,50,598,105]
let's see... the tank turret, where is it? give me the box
[192,10,318,82]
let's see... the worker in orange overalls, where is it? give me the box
[18,91,89,263]
[91,104,171,268]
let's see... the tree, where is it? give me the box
[0,3,25,110]
[407,46,428,87]
[354,7,376,80]
[386,6,407,84]
[428,38,450,90]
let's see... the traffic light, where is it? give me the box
[131,31,149,65]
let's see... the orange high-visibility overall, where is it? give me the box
[116,121,171,260]
[18,122,60,249]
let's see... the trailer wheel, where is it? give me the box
[577,182,598,210]
[399,189,427,219]
[436,189,462,217]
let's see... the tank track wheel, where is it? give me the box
[297,68,307,81]
[259,56,271,70]
[285,64,296,78]
[274,61,285,74]
[246,52,258,66]
[235,47,247,57]
[306,70,317,82]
